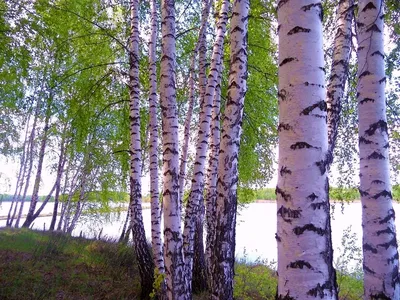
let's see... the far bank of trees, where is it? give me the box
[1,0,400,299]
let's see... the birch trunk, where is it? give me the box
[23,100,52,228]
[276,1,337,299]
[160,0,188,298]
[210,1,249,298]
[50,135,67,231]
[205,59,222,285]
[15,98,41,228]
[7,115,31,226]
[148,0,165,280]
[178,0,212,203]
[182,0,229,295]
[357,1,400,298]
[128,1,154,298]
[326,0,354,165]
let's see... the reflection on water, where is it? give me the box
[2,201,399,270]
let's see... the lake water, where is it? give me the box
[2,201,400,271]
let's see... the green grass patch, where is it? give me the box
[0,228,364,299]
[0,228,140,299]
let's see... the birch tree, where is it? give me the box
[160,0,187,298]
[210,0,249,298]
[326,0,354,165]
[148,0,164,282]
[357,0,400,298]
[276,0,337,298]
[127,0,154,298]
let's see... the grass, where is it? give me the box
[0,228,140,299]
[0,228,363,299]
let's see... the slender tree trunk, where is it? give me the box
[15,98,41,228]
[276,1,337,299]
[182,0,228,295]
[23,100,52,228]
[7,115,31,226]
[178,0,211,204]
[326,0,354,166]
[160,0,188,298]
[210,1,249,298]
[205,58,222,286]
[357,1,400,298]
[50,136,67,231]
[148,0,165,283]
[128,1,154,299]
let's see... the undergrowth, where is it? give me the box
[0,228,364,299]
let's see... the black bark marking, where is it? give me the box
[357,22,364,29]
[276,186,291,202]
[377,236,398,250]
[301,3,323,21]
[362,2,377,11]
[307,281,332,298]
[367,151,385,160]
[372,190,392,200]
[379,209,396,224]
[359,70,371,78]
[383,142,390,149]
[316,159,328,175]
[287,260,312,270]
[365,120,388,136]
[293,224,325,236]
[371,50,385,58]
[288,26,311,35]
[379,77,386,84]
[277,0,289,10]
[358,188,369,197]
[277,205,302,223]
[307,193,318,201]
[311,201,327,210]
[364,263,376,274]
[290,142,319,150]
[359,136,373,144]
[377,227,395,236]
[360,98,375,104]
[279,57,297,67]
[278,123,292,131]
[363,243,378,254]
[304,81,324,88]
[280,166,292,176]
[366,24,381,33]
[372,180,384,184]
[275,233,282,242]
[387,252,399,264]
[278,89,287,101]
[300,100,326,116]
[392,266,400,288]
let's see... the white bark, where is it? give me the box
[160,0,188,298]
[210,0,249,298]
[276,0,337,299]
[357,1,400,298]
[182,0,228,294]
[148,0,164,278]
[326,0,354,165]
[128,1,155,297]
[205,58,222,284]
[178,0,212,203]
